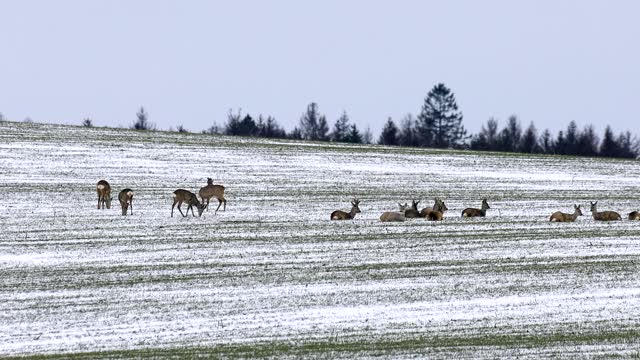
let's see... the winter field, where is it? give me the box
[1,120,640,359]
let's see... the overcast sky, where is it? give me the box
[2,1,639,137]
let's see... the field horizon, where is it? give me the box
[1,120,640,358]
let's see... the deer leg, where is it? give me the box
[171,200,177,217]
[223,198,226,211]
[97,196,101,209]
[215,199,223,214]
[129,200,133,215]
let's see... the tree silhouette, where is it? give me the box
[417,83,467,148]
[378,117,399,146]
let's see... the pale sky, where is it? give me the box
[2,1,639,137]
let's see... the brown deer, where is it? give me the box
[379,211,406,222]
[172,189,207,217]
[118,189,134,216]
[420,198,448,218]
[330,199,361,220]
[461,198,490,217]
[96,180,112,209]
[199,178,227,213]
[404,200,421,218]
[629,211,640,220]
[549,204,582,222]
[425,198,448,221]
[589,201,621,221]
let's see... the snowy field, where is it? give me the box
[1,121,640,358]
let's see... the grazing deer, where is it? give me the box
[199,178,227,213]
[379,211,406,222]
[118,189,134,216]
[331,198,361,220]
[404,200,421,218]
[172,189,207,217]
[96,180,112,209]
[629,211,640,220]
[426,198,448,221]
[589,201,621,221]
[549,204,582,222]
[461,198,490,217]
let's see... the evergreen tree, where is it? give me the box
[498,115,521,152]
[299,102,323,140]
[416,83,467,148]
[317,115,330,141]
[538,129,554,154]
[378,117,399,146]
[238,114,257,136]
[331,111,350,142]
[470,118,499,151]
[576,125,599,157]
[289,127,303,140]
[344,124,363,144]
[519,122,540,153]
[554,130,567,155]
[599,126,619,157]
[224,108,243,136]
[564,121,579,155]
[82,118,93,127]
[617,131,638,158]
[131,106,155,130]
[362,127,373,144]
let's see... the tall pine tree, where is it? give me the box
[416,83,467,148]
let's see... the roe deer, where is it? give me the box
[549,204,582,222]
[380,211,406,222]
[420,198,448,218]
[426,198,448,221]
[96,180,112,209]
[589,201,621,221]
[462,198,490,217]
[331,198,361,220]
[118,189,134,216]
[629,211,640,220]
[404,200,420,218]
[172,189,207,217]
[199,178,227,213]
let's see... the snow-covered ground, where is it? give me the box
[1,121,640,358]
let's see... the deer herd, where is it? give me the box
[331,198,640,223]
[96,178,638,223]
[95,178,227,217]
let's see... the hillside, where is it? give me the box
[1,121,640,358]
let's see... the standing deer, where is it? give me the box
[589,201,621,221]
[199,178,227,213]
[330,199,361,220]
[462,198,490,217]
[629,211,640,220]
[549,204,582,222]
[96,180,112,209]
[118,189,134,216]
[404,200,421,218]
[172,189,207,217]
[425,198,448,221]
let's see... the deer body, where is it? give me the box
[118,189,134,216]
[96,180,112,209]
[199,178,227,213]
[425,198,448,221]
[629,211,640,220]
[549,205,582,222]
[331,199,361,220]
[380,211,406,222]
[462,199,490,217]
[172,189,207,217]
[589,201,621,221]
[404,200,420,218]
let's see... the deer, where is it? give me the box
[331,198,361,220]
[420,198,448,218]
[425,198,448,221]
[96,180,112,209]
[549,204,582,222]
[199,178,227,213]
[404,200,421,218]
[629,211,640,220]
[380,203,408,222]
[118,189,134,216]
[461,198,490,217]
[172,189,207,217]
[589,201,621,221]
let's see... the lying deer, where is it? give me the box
[96,180,112,209]
[404,200,420,218]
[379,203,408,222]
[629,211,640,220]
[425,198,448,221]
[420,198,447,218]
[199,178,227,213]
[549,204,582,222]
[172,189,207,217]
[331,198,361,220]
[462,198,490,217]
[589,201,621,221]
[118,189,134,216]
